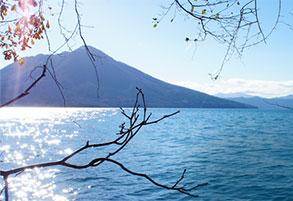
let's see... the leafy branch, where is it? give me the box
[0,0,98,108]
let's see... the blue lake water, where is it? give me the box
[0,108,292,200]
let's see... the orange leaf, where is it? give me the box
[11,5,17,11]
[19,58,25,66]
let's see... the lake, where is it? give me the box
[0,108,292,200]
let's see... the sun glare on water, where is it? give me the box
[0,107,118,200]
[0,107,79,200]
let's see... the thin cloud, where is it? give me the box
[172,78,293,98]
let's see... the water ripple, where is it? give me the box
[0,108,292,200]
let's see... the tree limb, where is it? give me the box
[0,89,206,200]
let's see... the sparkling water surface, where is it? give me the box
[0,108,292,201]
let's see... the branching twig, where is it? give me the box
[74,0,100,97]
[0,64,47,107]
[162,0,282,78]
[0,89,207,200]
[263,99,293,110]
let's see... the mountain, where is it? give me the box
[218,96,293,109]
[277,94,293,99]
[1,46,256,108]
[214,92,255,99]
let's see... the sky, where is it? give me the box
[1,0,293,98]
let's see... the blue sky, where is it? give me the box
[1,0,293,98]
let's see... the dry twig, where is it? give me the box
[0,89,207,200]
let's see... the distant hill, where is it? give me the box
[277,94,293,99]
[1,46,256,108]
[214,92,255,99]
[215,94,293,109]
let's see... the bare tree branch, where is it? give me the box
[0,89,207,200]
[0,64,47,107]
[263,99,293,110]
[74,0,100,97]
[157,0,282,78]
